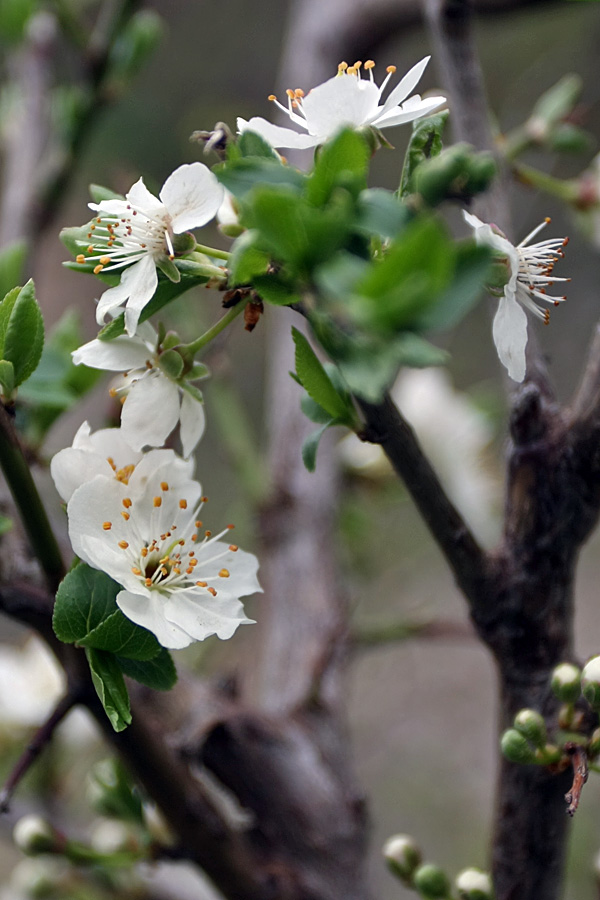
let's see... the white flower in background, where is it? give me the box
[65,456,260,649]
[71,323,206,457]
[339,368,498,541]
[463,211,570,383]
[76,163,223,336]
[50,420,194,505]
[238,57,446,151]
[0,636,64,728]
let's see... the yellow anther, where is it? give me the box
[145,577,152,586]
[294,88,304,98]
[123,498,132,508]
[338,61,348,71]
[227,524,235,530]
[93,264,104,275]
[347,66,357,76]
[118,541,129,549]
[109,387,117,398]
[196,581,208,587]
[219,569,230,578]
[76,254,86,264]
[353,60,362,69]
[364,60,375,69]
[132,567,142,576]
[160,566,168,576]
[153,496,162,507]
[161,481,169,491]
[229,544,239,552]
[195,520,202,528]
[103,522,112,530]
[268,94,277,101]
[87,245,94,253]
[121,512,130,521]
[179,499,187,509]
[96,217,102,223]
[205,530,212,538]
[99,256,111,265]
[545,217,551,223]
[141,547,148,557]
[286,88,295,98]
[386,65,397,74]
[208,587,217,596]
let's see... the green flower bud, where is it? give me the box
[500,728,536,764]
[219,222,246,238]
[13,815,62,856]
[465,154,496,194]
[534,743,562,765]
[455,867,493,900]
[171,231,197,255]
[513,709,547,748]
[413,145,468,206]
[382,833,422,883]
[589,728,600,758]
[413,863,451,899]
[551,663,581,703]
[548,123,593,155]
[582,657,600,710]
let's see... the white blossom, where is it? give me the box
[76,163,223,336]
[65,457,260,649]
[0,637,64,727]
[238,57,446,151]
[50,420,194,505]
[463,210,569,383]
[71,323,206,457]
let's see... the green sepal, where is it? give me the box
[302,420,336,472]
[180,381,204,402]
[116,648,177,691]
[158,348,184,380]
[156,257,181,283]
[530,74,582,132]
[53,564,160,660]
[0,280,44,388]
[86,648,132,732]
[238,130,280,159]
[399,110,449,197]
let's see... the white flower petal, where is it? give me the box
[374,95,446,128]
[237,117,319,150]
[126,177,165,218]
[301,75,380,135]
[159,163,224,234]
[120,373,181,451]
[89,198,129,216]
[378,56,431,115]
[179,391,205,458]
[116,590,194,649]
[122,255,159,336]
[492,292,528,382]
[163,589,253,642]
[72,335,152,371]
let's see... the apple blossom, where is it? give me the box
[71,323,206,457]
[463,210,569,383]
[75,163,223,336]
[238,57,446,151]
[65,457,260,649]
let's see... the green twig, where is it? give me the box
[194,244,230,261]
[512,161,579,205]
[0,404,64,591]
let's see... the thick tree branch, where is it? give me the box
[357,392,490,604]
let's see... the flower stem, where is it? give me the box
[512,161,579,205]
[181,301,247,356]
[0,404,65,591]
[194,244,230,261]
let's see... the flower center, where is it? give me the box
[76,204,174,276]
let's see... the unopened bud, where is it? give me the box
[551,663,581,703]
[90,820,139,855]
[13,815,62,856]
[382,833,422,883]
[514,709,547,748]
[455,867,493,900]
[500,728,536,764]
[413,863,451,898]
[171,231,196,255]
[582,657,600,710]
[534,743,562,765]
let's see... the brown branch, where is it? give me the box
[357,392,490,605]
[0,692,78,813]
[564,743,588,817]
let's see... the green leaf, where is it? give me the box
[53,564,160,660]
[238,130,280,159]
[0,360,15,397]
[53,564,121,644]
[416,242,492,333]
[86,648,132,732]
[117,648,177,691]
[300,393,334,424]
[0,241,26,302]
[306,128,369,207]
[228,230,270,285]
[399,110,449,197]
[302,421,334,472]
[215,157,306,199]
[356,189,410,239]
[292,327,351,421]
[156,257,181,282]
[79,609,160,660]
[252,272,300,306]
[0,280,44,387]
[89,184,126,204]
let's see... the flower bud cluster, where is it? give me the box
[383,834,493,899]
